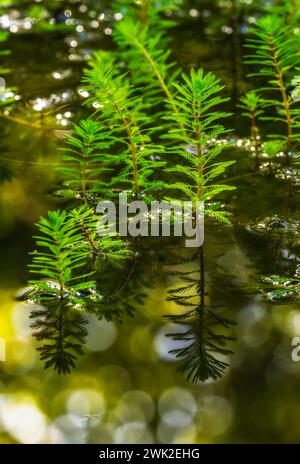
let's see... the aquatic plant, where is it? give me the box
[56,119,115,204]
[239,91,265,169]
[26,206,129,372]
[22,2,239,381]
[162,69,235,381]
[68,206,129,269]
[114,18,180,119]
[263,0,300,26]
[166,248,235,382]
[82,55,166,199]
[27,210,95,374]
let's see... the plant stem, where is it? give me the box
[56,237,65,358]
[197,245,205,365]
[103,88,140,194]
[77,218,98,255]
[250,110,261,169]
[194,102,204,200]
[80,139,90,204]
[139,0,151,25]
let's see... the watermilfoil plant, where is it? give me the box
[239,90,265,169]
[164,68,236,382]
[82,54,166,200]
[245,15,300,167]
[23,3,238,381]
[27,210,96,374]
[165,68,235,221]
[114,18,181,120]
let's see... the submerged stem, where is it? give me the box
[197,245,205,362]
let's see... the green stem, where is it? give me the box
[55,237,65,355]
[269,38,292,166]
[103,88,140,194]
[194,102,204,200]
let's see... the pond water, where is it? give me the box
[0,0,299,444]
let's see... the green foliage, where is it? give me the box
[82,54,166,198]
[114,18,180,116]
[245,15,300,165]
[27,210,95,374]
[68,206,130,268]
[263,0,300,26]
[239,91,265,167]
[28,210,95,291]
[26,207,129,373]
[23,7,240,381]
[239,91,265,120]
[57,119,114,204]
[165,68,235,222]
[166,249,235,382]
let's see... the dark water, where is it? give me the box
[0,0,299,444]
